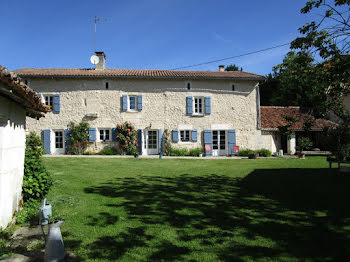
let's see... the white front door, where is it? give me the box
[53,130,65,154]
[212,130,226,156]
[145,130,158,155]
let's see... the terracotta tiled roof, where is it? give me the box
[14,68,265,80]
[260,106,336,131]
[0,66,46,118]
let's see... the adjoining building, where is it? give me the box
[260,106,336,154]
[0,66,46,229]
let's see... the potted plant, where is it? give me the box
[296,137,313,159]
[248,150,259,159]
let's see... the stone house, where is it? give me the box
[15,52,273,156]
[0,66,46,229]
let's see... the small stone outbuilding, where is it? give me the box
[0,66,46,229]
[260,106,336,154]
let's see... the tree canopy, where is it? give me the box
[225,64,243,71]
[261,0,350,118]
[291,0,350,118]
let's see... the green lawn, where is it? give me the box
[43,157,350,262]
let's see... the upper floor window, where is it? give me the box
[186,96,211,116]
[129,96,137,111]
[180,130,191,142]
[99,129,111,142]
[122,94,142,112]
[193,97,203,115]
[44,95,53,110]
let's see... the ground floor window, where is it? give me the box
[180,130,191,142]
[99,129,111,142]
[55,131,63,149]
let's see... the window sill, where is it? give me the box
[125,110,141,113]
[191,114,205,117]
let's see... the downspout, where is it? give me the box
[256,82,262,130]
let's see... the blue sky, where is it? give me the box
[2,0,315,75]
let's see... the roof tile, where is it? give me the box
[260,106,336,131]
[14,68,265,80]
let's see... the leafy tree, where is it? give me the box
[225,64,243,71]
[259,73,279,106]
[260,51,328,116]
[291,0,350,118]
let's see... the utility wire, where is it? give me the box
[169,42,291,70]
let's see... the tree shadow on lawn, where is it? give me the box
[84,168,350,261]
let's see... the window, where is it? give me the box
[187,83,191,90]
[99,129,111,142]
[44,95,53,110]
[129,96,137,111]
[232,84,235,91]
[180,130,191,142]
[105,82,109,89]
[193,97,203,115]
[55,131,63,149]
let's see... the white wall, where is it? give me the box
[0,95,26,229]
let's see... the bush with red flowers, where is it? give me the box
[116,122,138,155]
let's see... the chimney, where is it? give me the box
[95,51,106,70]
[218,65,225,72]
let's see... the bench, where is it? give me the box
[327,160,350,169]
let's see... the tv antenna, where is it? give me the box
[94,16,107,52]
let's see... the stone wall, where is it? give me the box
[25,77,270,154]
[0,95,26,229]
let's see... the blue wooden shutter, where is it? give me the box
[122,95,128,111]
[228,129,237,155]
[64,129,70,154]
[172,130,179,143]
[111,128,118,142]
[203,130,212,156]
[43,129,51,154]
[52,94,60,114]
[158,129,162,154]
[186,96,193,115]
[137,95,143,111]
[205,96,211,115]
[192,130,198,142]
[88,128,96,142]
[138,129,143,155]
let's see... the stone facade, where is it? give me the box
[23,76,270,155]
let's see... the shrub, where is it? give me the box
[188,148,203,157]
[117,122,138,155]
[168,147,203,156]
[67,121,89,155]
[169,148,188,156]
[238,149,255,156]
[16,199,41,225]
[256,148,272,157]
[296,137,313,153]
[100,147,118,155]
[23,132,52,202]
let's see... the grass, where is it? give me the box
[40,157,350,261]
